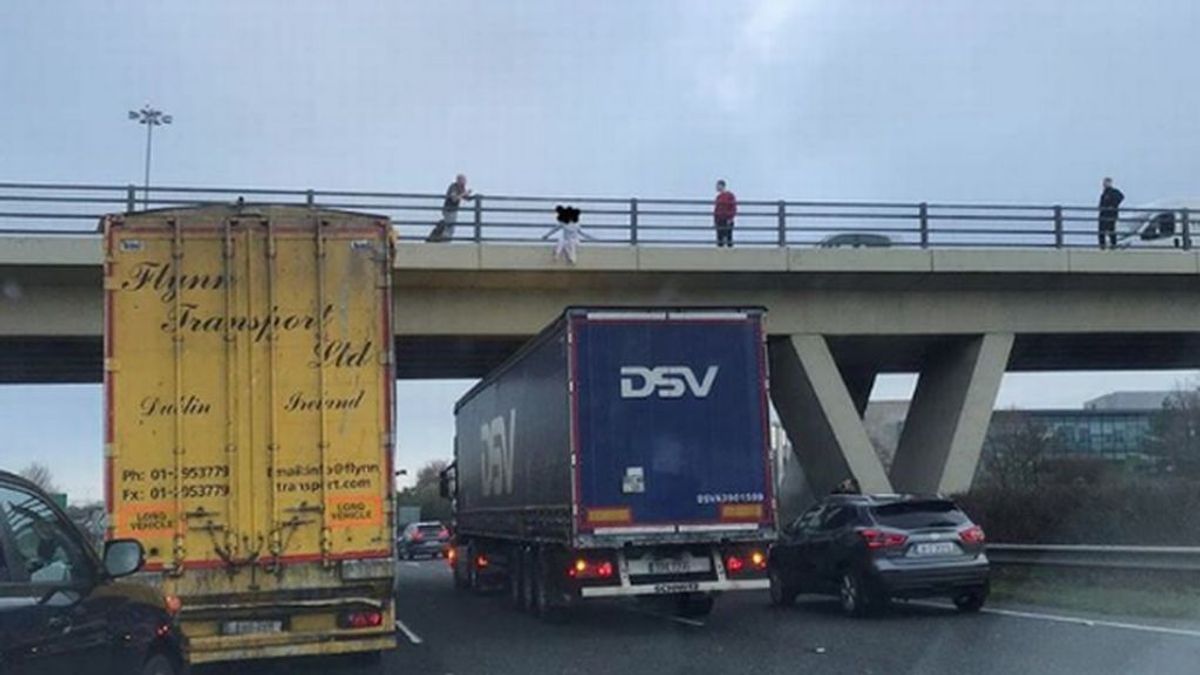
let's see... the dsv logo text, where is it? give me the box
[480,409,516,497]
[619,366,719,399]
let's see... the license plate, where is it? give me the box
[221,620,283,636]
[911,542,959,557]
[654,582,700,594]
[649,560,694,574]
[628,555,712,576]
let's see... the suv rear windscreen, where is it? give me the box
[869,501,969,530]
[417,525,446,538]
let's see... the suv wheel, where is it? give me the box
[142,653,177,675]
[839,571,873,617]
[768,568,796,607]
[953,587,988,613]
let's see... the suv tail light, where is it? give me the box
[858,528,909,550]
[411,531,424,541]
[959,525,986,545]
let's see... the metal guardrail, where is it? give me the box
[0,181,1193,251]
[988,544,1200,572]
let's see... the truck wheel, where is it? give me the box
[675,593,715,618]
[768,568,796,607]
[509,548,525,610]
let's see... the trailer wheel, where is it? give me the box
[520,548,537,612]
[509,547,526,610]
[675,593,716,618]
[451,546,468,590]
[533,548,564,623]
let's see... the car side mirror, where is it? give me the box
[103,539,145,578]
[438,473,450,499]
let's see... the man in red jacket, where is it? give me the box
[713,179,737,247]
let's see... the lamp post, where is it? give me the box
[127,105,172,209]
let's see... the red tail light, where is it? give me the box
[858,528,909,550]
[446,547,457,567]
[338,610,383,629]
[725,555,745,574]
[567,558,615,579]
[960,525,986,545]
[411,531,423,541]
[475,554,489,569]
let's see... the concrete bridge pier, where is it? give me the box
[768,335,892,500]
[769,332,1013,509]
[889,333,1013,495]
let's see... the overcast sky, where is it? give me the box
[2,1,1198,501]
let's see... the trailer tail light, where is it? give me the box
[475,554,489,569]
[725,555,745,574]
[749,550,767,571]
[164,594,183,616]
[959,525,986,545]
[568,557,615,580]
[338,610,383,630]
[858,528,909,550]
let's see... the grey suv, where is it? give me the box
[768,494,989,617]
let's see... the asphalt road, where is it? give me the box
[201,559,1200,675]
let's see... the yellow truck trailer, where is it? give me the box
[102,205,396,664]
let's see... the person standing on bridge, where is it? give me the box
[1097,177,1124,250]
[713,179,737,248]
[426,173,475,242]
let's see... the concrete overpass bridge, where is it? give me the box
[3,183,1199,509]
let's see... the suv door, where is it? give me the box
[806,505,854,589]
[776,504,824,588]
[0,483,110,675]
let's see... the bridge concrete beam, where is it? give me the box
[768,334,892,498]
[889,333,1014,495]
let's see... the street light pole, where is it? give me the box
[128,105,173,209]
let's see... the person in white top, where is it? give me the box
[543,205,590,264]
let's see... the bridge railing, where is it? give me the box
[0,181,1191,251]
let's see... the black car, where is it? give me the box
[398,521,450,560]
[0,470,187,675]
[768,494,989,617]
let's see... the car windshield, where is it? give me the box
[870,501,970,529]
[417,525,444,537]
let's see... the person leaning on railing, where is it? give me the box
[426,173,475,242]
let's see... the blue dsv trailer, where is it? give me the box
[443,308,776,618]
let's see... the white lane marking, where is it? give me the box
[622,606,706,628]
[395,619,424,644]
[914,601,1200,640]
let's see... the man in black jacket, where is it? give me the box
[1098,177,1125,249]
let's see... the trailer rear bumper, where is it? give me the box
[579,578,768,598]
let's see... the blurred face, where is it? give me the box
[1103,178,1112,189]
[456,174,467,187]
[716,181,726,193]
